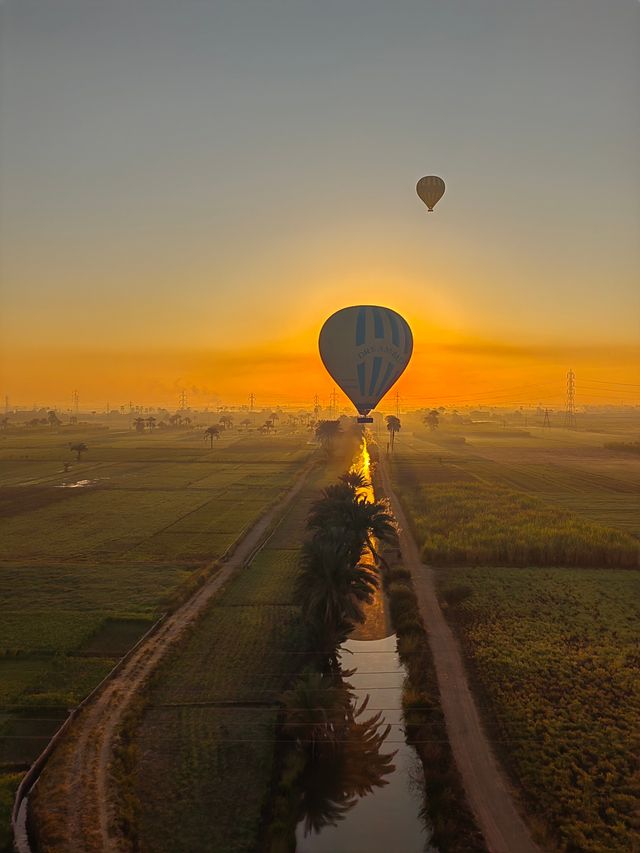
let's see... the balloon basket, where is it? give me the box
[357,417,374,424]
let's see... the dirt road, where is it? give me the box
[27,464,314,853]
[378,459,540,853]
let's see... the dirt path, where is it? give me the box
[28,464,314,853]
[378,459,540,853]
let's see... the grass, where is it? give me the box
[0,773,21,853]
[398,481,639,568]
[0,428,314,848]
[439,567,640,853]
[389,424,640,850]
[132,466,332,853]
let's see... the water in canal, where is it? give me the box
[295,632,433,853]
[294,441,434,852]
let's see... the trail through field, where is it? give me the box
[27,463,315,853]
[378,458,540,853]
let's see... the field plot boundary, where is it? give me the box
[378,458,540,853]
[14,460,316,853]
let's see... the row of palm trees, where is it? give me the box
[294,467,397,665]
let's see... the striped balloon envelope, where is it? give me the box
[319,306,413,422]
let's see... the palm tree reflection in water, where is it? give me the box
[285,668,397,837]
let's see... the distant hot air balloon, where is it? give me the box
[416,176,445,212]
[319,306,413,423]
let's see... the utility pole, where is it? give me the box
[179,390,188,411]
[249,393,255,412]
[564,369,576,429]
[72,390,79,415]
[543,408,551,428]
[329,387,338,418]
[4,396,8,415]
[313,393,321,421]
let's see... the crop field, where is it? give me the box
[0,426,313,849]
[395,480,638,568]
[393,420,640,536]
[439,567,640,853]
[134,464,334,853]
[391,418,640,851]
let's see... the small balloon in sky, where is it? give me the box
[319,306,413,423]
[416,175,445,211]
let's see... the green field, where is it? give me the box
[134,465,333,853]
[391,419,640,851]
[0,426,313,851]
[439,567,639,853]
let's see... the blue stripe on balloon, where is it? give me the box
[387,311,399,346]
[368,356,382,395]
[379,366,399,399]
[357,362,366,396]
[403,321,412,355]
[376,361,395,398]
[373,308,384,339]
[355,308,366,346]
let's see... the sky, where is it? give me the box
[1,0,639,410]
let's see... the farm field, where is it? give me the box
[0,426,313,851]
[390,417,640,851]
[438,567,640,853]
[134,463,334,853]
[393,419,640,536]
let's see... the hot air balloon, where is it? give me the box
[319,306,413,423]
[416,176,445,212]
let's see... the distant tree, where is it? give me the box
[182,416,192,428]
[145,416,156,430]
[69,442,87,461]
[263,419,275,433]
[204,425,221,449]
[47,410,61,428]
[133,417,146,433]
[315,420,342,454]
[1,417,9,430]
[219,415,233,431]
[385,415,401,451]
[168,413,182,428]
[424,410,440,431]
[240,418,251,431]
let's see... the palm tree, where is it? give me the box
[69,441,87,461]
[307,488,397,569]
[338,470,369,493]
[295,532,378,660]
[219,414,233,431]
[48,410,61,428]
[385,415,401,451]
[315,420,342,454]
[204,425,221,448]
[133,417,146,433]
[168,413,182,428]
[424,409,440,431]
[146,416,156,430]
